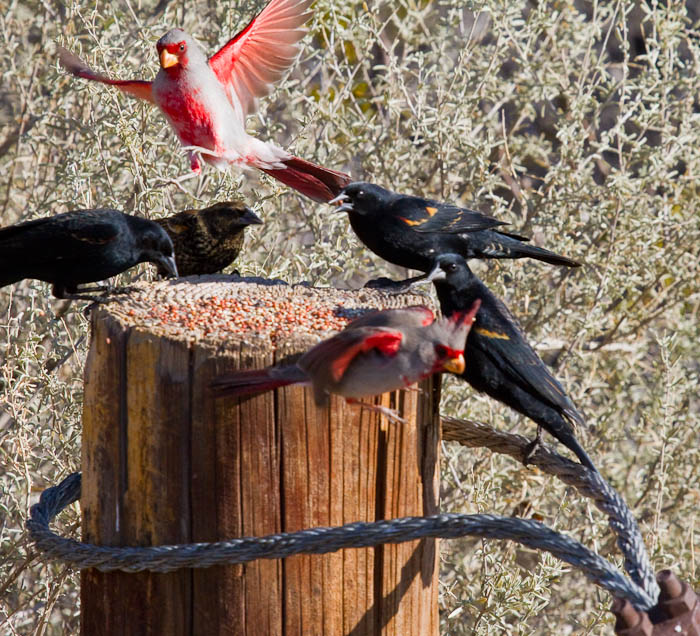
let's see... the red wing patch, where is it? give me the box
[399,216,426,227]
[425,206,438,216]
[330,331,403,382]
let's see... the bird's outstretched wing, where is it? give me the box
[391,198,507,234]
[208,0,313,122]
[58,46,155,103]
[301,327,403,383]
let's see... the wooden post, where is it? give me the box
[80,277,441,635]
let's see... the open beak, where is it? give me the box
[328,193,353,213]
[442,353,465,375]
[424,261,446,283]
[160,49,179,69]
[156,255,179,278]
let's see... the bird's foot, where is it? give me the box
[345,398,406,424]
[522,426,544,467]
[69,283,136,297]
[109,285,138,296]
[364,273,428,294]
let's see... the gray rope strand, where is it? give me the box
[27,472,655,609]
[442,416,658,603]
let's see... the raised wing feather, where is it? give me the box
[58,46,154,103]
[208,0,313,122]
[300,327,403,383]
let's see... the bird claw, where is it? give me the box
[109,285,138,296]
[345,398,406,424]
[364,277,414,294]
[522,426,544,467]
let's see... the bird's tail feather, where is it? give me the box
[211,365,308,398]
[514,242,581,267]
[494,234,581,267]
[260,156,351,203]
[549,424,597,472]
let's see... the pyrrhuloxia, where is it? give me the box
[211,302,481,419]
[58,0,350,202]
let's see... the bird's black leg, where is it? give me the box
[52,283,132,304]
[364,273,429,294]
[523,426,544,466]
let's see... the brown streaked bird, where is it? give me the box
[156,201,262,277]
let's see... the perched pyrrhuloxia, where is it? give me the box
[211,302,480,418]
[58,0,350,202]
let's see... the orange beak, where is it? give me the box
[442,353,465,375]
[160,49,179,69]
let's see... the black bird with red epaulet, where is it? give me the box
[330,182,579,289]
[426,253,596,472]
[156,201,262,277]
[0,208,177,301]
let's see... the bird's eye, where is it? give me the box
[356,190,365,198]
[447,263,457,272]
[179,44,185,51]
[435,344,448,357]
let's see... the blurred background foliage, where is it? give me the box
[2,0,700,632]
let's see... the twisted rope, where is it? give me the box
[27,472,655,609]
[442,415,658,603]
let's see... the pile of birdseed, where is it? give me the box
[103,275,434,349]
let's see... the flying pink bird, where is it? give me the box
[58,0,350,202]
[211,301,481,420]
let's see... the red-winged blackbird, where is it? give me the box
[0,208,177,301]
[156,201,262,277]
[426,253,596,472]
[211,302,480,413]
[331,182,580,289]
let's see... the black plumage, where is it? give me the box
[0,208,177,300]
[427,253,596,471]
[331,182,580,288]
[156,201,262,277]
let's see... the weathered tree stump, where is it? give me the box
[81,276,441,635]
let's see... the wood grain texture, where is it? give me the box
[80,280,441,635]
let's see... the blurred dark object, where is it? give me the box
[613,570,700,635]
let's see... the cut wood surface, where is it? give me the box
[81,275,441,636]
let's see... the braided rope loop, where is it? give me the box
[27,472,655,609]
